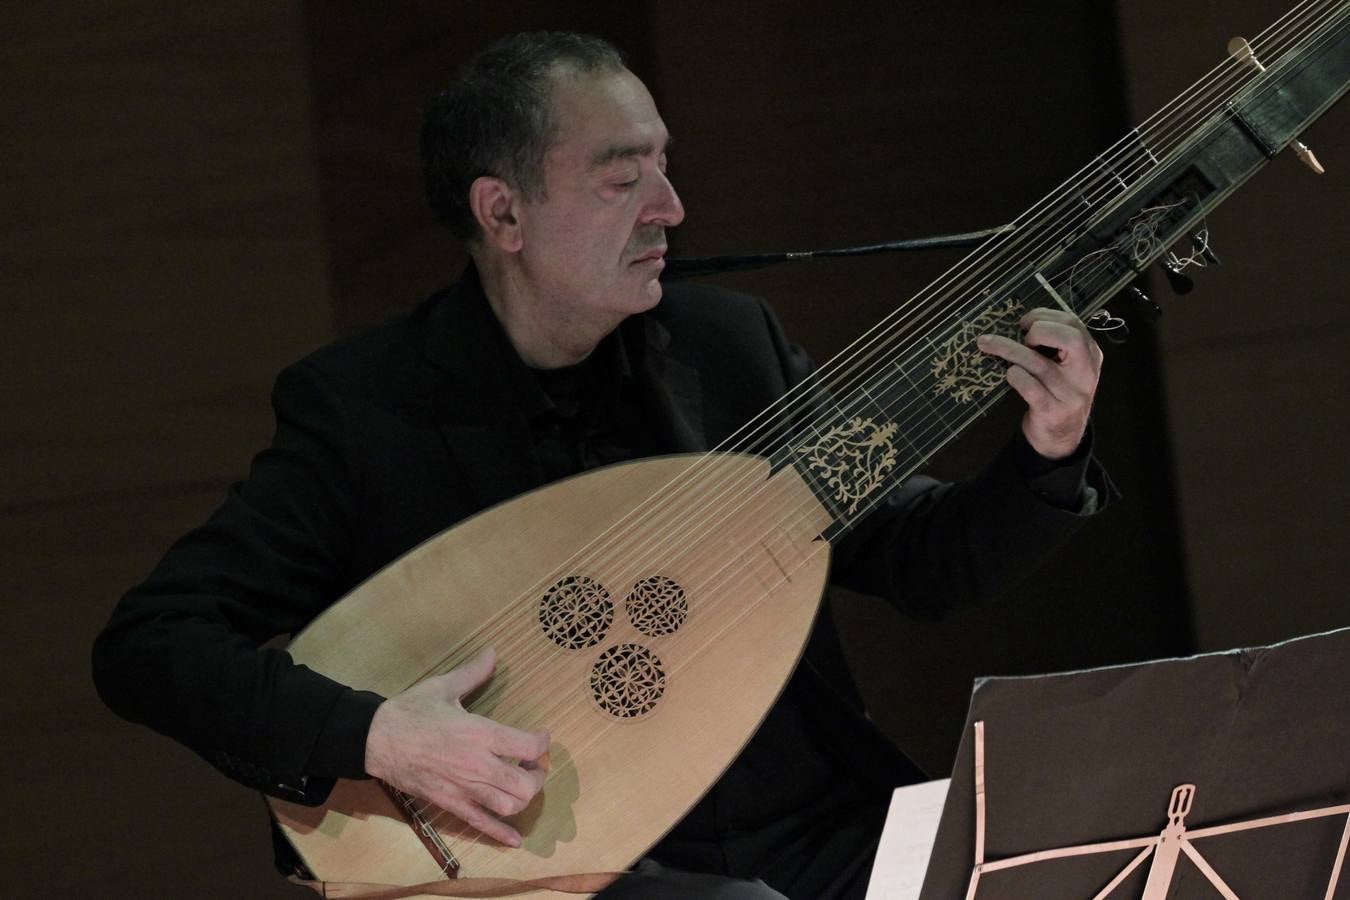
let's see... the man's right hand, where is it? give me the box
[364,646,550,848]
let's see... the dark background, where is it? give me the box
[4,2,1345,895]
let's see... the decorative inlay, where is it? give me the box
[931,297,1023,403]
[800,417,900,516]
[590,643,666,718]
[538,576,613,650]
[625,576,688,636]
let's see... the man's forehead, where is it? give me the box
[586,134,674,170]
[546,67,669,164]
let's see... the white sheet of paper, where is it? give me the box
[865,777,951,900]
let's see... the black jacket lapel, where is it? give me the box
[634,314,706,453]
[421,270,544,510]
[420,267,710,512]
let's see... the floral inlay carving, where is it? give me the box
[799,417,899,516]
[931,297,1023,403]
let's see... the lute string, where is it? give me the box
[405,8,1333,825]
[421,0,1339,847]
[440,0,1328,723]
[405,0,1333,836]
[426,0,1333,858]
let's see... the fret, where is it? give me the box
[1078,127,1166,224]
[856,385,887,417]
[898,353,958,430]
[1101,129,1161,191]
[782,422,845,520]
[773,3,1349,542]
[870,364,948,459]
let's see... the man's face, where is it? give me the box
[514,66,684,320]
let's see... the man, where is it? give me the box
[93,31,1110,899]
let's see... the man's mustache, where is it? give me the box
[626,228,666,259]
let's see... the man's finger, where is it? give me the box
[445,795,523,848]
[1022,320,1079,353]
[1019,306,1081,330]
[463,777,532,818]
[1005,364,1050,410]
[490,725,551,763]
[1022,310,1104,368]
[1023,321,1095,370]
[488,754,548,803]
[977,335,1064,396]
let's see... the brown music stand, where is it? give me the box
[918,628,1350,899]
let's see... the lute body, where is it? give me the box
[268,453,835,887]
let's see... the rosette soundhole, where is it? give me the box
[625,575,688,636]
[590,643,666,718]
[538,576,613,650]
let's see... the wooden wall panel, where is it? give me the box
[21,0,1337,894]
[2,4,331,896]
[4,494,297,896]
[299,0,661,334]
[1114,0,1350,651]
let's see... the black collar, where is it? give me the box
[417,265,706,510]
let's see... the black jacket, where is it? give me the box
[92,266,1110,859]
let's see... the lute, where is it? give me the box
[269,2,1349,894]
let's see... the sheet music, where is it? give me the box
[865,778,950,899]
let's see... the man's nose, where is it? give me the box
[644,170,684,227]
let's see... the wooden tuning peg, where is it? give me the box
[1292,140,1326,174]
[1227,36,1266,72]
[1228,37,1325,173]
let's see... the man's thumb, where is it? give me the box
[443,646,497,699]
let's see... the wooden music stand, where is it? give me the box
[917,628,1350,899]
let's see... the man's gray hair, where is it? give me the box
[421,32,627,241]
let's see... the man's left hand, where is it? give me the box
[976,308,1102,460]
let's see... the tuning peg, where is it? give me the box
[1226,38,1323,174]
[1160,260,1195,294]
[1227,37,1266,72]
[1189,232,1221,266]
[1292,140,1325,174]
[1129,286,1162,323]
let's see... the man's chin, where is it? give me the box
[620,267,664,309]
[638,276,664,309]
[597,269,664,317]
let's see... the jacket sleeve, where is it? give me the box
[751,296,1117,620]
[91,361,382,806]
[828,433,1114,619]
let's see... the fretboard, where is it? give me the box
[768,0,1349,539]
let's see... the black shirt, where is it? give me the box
[522,331,1092,899]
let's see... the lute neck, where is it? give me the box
[736,0,1350,540]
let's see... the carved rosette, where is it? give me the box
[538,575,613,650]
[625,575,688,636]
[801,416,899,516]
[931,297,1024,403]
[590,643,666,719]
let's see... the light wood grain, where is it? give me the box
[270,452,835,891]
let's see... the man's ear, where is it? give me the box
[469,176,524,252]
